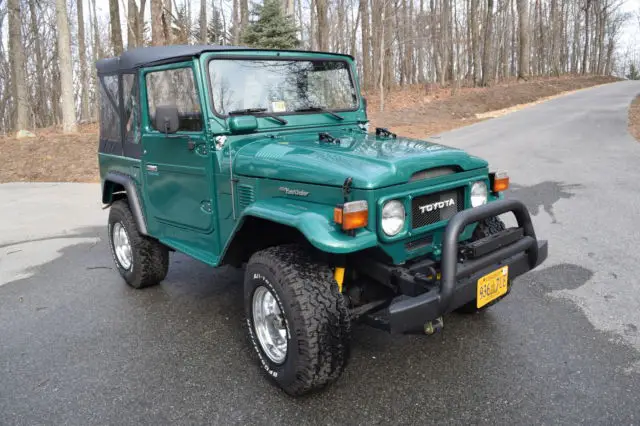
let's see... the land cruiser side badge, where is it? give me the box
[279,187,310,197]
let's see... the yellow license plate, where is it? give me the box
[477,266,509,308]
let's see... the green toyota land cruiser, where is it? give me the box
[97,45,548,396]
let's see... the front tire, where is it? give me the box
[244,244,351,396]
[108,199,169,289]
[456,217,507,314]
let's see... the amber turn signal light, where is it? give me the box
[491,171,509,192]
[334,200,368,231]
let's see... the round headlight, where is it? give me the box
[381,200,405,236]
[471,181,488,207]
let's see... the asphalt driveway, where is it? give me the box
[2,81,640,425]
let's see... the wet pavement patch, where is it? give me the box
[507,181,583,223]
[525,263,594,292]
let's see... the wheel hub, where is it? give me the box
[252,286,287,364]
[112,222,133,270]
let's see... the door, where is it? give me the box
[140,62,214,234]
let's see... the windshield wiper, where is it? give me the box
[294,106,344,121]
[228,108,287,125]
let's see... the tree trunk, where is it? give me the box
[138,0,147,46]
[516,0,529,80]
[315,0,329,51]
[360,0,371,86]
[90,0,102,119]
[378,4,385,111]
[471,0,481,85]
[8,0,29,130]
[416,0,425,82]
[109,0,124,55]
[571,1,580,73]
[240,0,249,37]
[78,0,90,121]
[582,0,592,74]
[481,0,494,86]
[28,0,45,127]
[200,0,207,42]
[232,0,240,43]
[162,0,172,44]
[550,0,561,76]
[127,0,139,49]
[55,0,78,132]
[151,0,165,45]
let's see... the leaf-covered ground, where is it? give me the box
[0,75,621,183]
[629,94,640,143]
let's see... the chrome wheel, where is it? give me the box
[252,286,288,364]
[112,222,133,270]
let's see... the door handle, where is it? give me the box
[146,164,158,172]
[188,140,196,151]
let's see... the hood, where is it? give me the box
[233,130,488,189]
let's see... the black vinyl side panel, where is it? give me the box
[98,75,124,156]
[99,139,123,155]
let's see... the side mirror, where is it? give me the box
[362,97,368,112]
[153,104,180,134]
[228,115,258,134]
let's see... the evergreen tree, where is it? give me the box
[627,63,640,80]
[240,0,299,49]
[207,5,226,45]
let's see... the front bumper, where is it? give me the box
[362,199,548,333]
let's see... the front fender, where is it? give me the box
[241,198,378,254]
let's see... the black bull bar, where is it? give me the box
[366,199,548,333]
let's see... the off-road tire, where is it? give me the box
[244,244,351,396]
[108,199,169,289]
[456,216,507,314]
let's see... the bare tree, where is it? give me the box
[78,0,90,121]
[162,0,172,44]
[109,0,124,54]
[200,0,207,43]
[127,0,140,49]
[27,0,45,127]
[240,0,249,36]
[481,0,495,86]
[315,0,329,51]
[516,0,530,80]
[55,0,77,132]
[359,0,371,89]
[582,0,592,74]
[151,0,164,45]
[7,0,28,130]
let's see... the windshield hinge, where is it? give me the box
[319,132,340,144]
[375,127,397,138]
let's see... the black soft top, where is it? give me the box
[95,45,354,75]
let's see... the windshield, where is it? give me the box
[208,59,358,116]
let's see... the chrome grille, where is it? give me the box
[411,188,465,229]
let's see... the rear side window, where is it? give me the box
[123,73,140,144]
[99,75,121,142]
[146,68,202,132]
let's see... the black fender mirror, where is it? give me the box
[153,104,180,134]
[362,97,367,112]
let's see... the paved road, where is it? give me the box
[2,81,640,425]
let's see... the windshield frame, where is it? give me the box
[205,55,361,119]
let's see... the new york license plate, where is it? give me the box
[477,266,509,308]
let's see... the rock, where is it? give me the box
[16,130,36,139]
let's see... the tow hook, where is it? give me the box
[423,317,444,335]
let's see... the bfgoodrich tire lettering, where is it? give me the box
[244,244,351,396]
[108,199,169,289]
